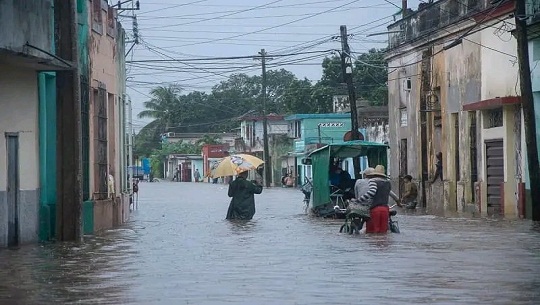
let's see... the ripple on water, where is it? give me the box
[1,183,540,304]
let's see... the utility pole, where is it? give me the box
[55,0,83,241]
[340,25,361,176]
[515,1,540,221]
[259,49,272,187]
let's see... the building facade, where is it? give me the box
[235,114,290,186]
[386,0,528,218]
[86,0,130,233]
[284,114,354,186]
[0,0,88,246]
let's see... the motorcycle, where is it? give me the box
[300,177,313,214]
[339,203,400,234]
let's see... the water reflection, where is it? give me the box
[1,182,540,305]
[226,219,259,234]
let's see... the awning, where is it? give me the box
[462,96,520,111]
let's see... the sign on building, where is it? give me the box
[318,122,344,128]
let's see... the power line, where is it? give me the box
[142,0,284,30]
[136,4,393,21]
[127,49,336,63]
[143,0,363,48]
[137,0,210,15]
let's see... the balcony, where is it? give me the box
[0,0,70,70]
[388,0,486,50]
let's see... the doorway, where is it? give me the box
[399,139,408,196]
[485,139,504,216]
[6,133,20,247]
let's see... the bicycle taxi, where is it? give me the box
[300,140,389,218]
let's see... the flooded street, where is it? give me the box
[1,182,540,305]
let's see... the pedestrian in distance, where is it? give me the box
[194,168,201,182]
[226,171,263,220]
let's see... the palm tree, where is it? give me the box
[138,84,182,134]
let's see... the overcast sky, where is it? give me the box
[120,0,422,130]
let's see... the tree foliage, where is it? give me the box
[134,49,388,157]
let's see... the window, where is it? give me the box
[92,0,103,34]
[294,121,302,138]
[305,165,312,179]
[483,107,503,129]
[106,7,116,37]
[534,38,540,62]
[403,78,412,91]
[400,108,408,127]
[94,88,108,200]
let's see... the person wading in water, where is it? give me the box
[226,171,263,220]
[357,165,399,233]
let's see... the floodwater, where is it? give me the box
[1,182,540,305]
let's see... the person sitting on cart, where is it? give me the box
[356,165,399,233]
[338,169,355,199]
[329,166,341,187]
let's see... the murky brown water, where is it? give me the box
[1,182,540,305]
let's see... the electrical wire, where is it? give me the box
[142,0,363,48]
[136,4,394,21]
[142,0,284,30]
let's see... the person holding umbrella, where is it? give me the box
[211,154,265,220]
[226,170,263,220]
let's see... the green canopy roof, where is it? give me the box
[308,140,388,159]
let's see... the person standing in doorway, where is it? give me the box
[431,152,443,184]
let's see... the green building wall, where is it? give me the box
[77,0,93,234]
[38,73,57,241]
[38,1,56,241]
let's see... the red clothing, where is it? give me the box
[366,205,389,233]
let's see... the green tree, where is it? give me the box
[138,84,182,133]
[353,48,388,105]
[317,49,388,106]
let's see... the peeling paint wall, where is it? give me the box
[0,0,53,58]
[387,2,523,218]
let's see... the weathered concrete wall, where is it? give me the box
[387,52,421,181]
[94,199,114,232]
[480,19,519,99]
[386,6,522,218]
[89,1,119,197]
[0,0,53,57]
[0,64,40,246]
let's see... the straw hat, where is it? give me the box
[366,165,388,178]
[362,167,375,177]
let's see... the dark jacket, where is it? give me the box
[226,177,263,220]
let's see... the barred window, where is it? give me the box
[484,107,503,129]
[94,88,108,200]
